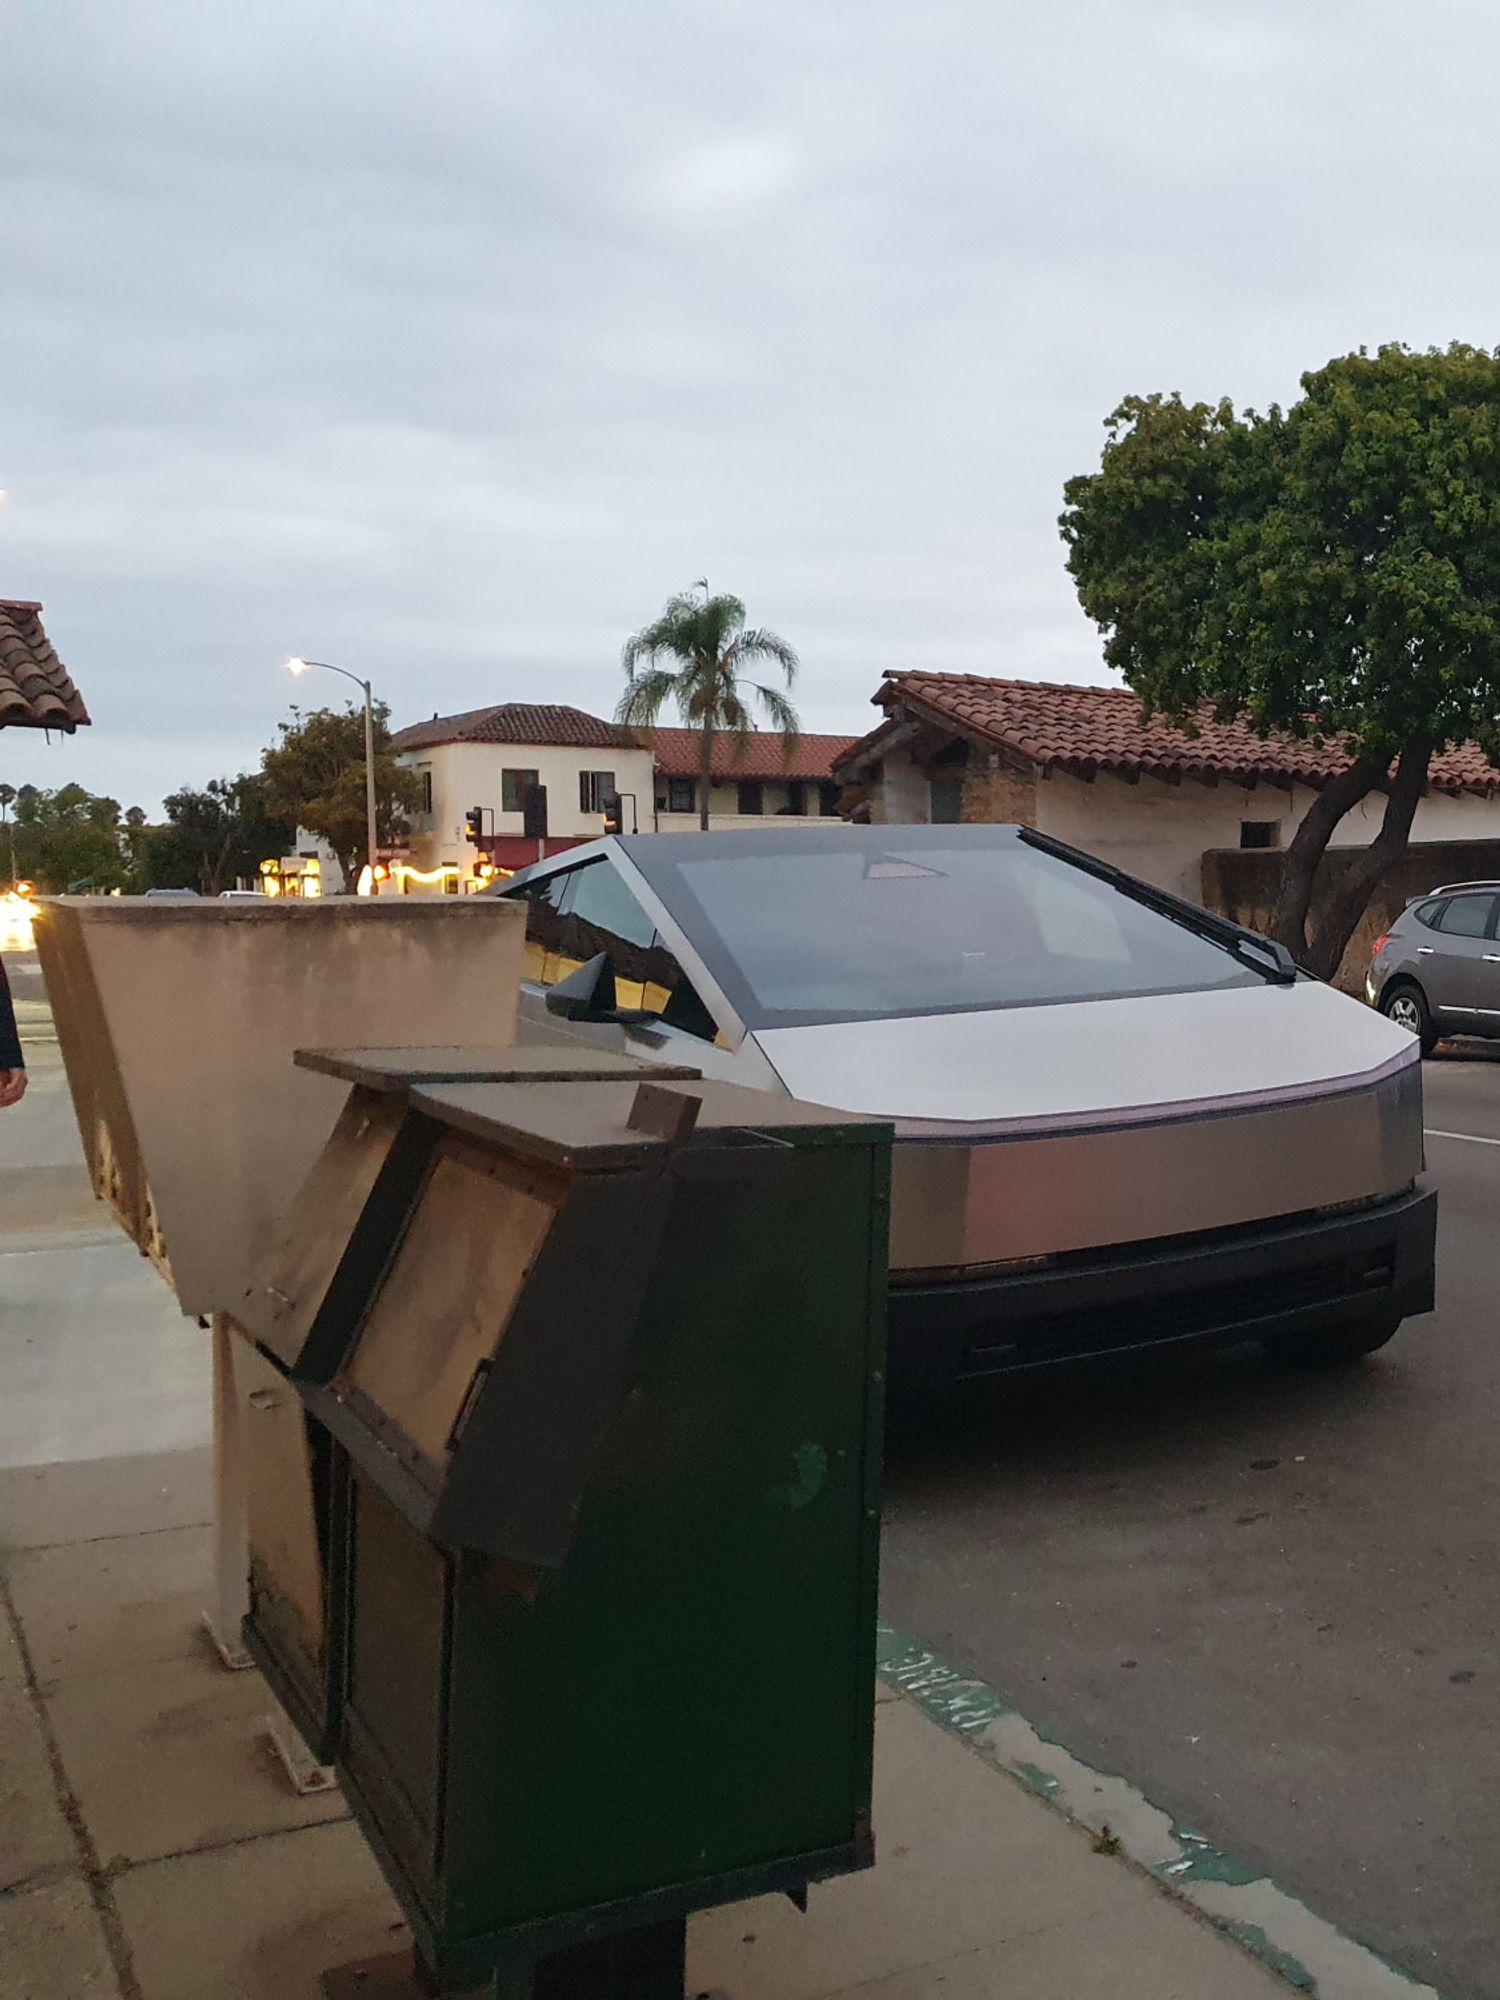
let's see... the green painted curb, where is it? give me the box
[877,1623,1441,2000]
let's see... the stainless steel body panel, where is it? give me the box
[752,979,1424,1273]
[885,1061,1422,1272]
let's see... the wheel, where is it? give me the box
[1261,1312,1402,1369]
[1379,980,1438,1055]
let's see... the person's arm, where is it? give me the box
[0,954,26,1106]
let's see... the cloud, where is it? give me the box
[1,0,1498,808]
[632,134,801,225]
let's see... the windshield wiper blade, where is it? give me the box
[1016,827,1299,985]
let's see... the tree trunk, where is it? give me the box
[1267,751,1388,959]
[698,720,715,833]
[1301,737,1433,983]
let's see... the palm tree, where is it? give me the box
[617,584,800,831]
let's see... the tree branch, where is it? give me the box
[1267,751,1387,959]
[1304,736,1433,981]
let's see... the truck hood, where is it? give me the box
[753,978,1418,1135]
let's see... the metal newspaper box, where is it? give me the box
[243,1054,890,1997]
[232,1047,702,1764]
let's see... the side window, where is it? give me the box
[1437,894,1496,939]
[516,868,579,983]
[1413,899,1444,930]
[524,860,720,1042]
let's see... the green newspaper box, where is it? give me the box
[241,1053,891,1997]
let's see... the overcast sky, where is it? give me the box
[3,0,1497,812]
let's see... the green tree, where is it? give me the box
[10,785,134,893]
[617,583,800,831]
[259,702,420,891]
[1061,342,1500,979]
[147,775,292,894]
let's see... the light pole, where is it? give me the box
[287,658,379,893]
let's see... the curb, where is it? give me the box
[877,1624,1441,2000]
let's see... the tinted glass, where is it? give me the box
[1438,894,1495,938]
[635,836,1261,1027]
[512,860,718,1040]
[1413,899,1443,930]
[520,871,569,982]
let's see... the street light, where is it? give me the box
[286,657,379,893]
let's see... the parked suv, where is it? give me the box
[1368,881,1500,1052]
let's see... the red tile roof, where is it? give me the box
[842,672,1500,795]
[646,727,860,780]
[0,601,89,732]
[392,704,642,753]
[392,704,860,781]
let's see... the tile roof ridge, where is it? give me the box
[888,670,1144,697]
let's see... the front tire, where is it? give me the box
[1379,980,1437,1055]
[1262,1312,1402,1369]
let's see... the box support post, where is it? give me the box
[202,1313,253,1670]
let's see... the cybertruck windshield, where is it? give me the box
[626,824,1273,1031]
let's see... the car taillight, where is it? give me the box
[1371,933,1390,957]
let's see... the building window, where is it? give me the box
[737,780,764,816]
[784,780,808,816]
[502,767,540,813]
[1240,821,1279,849]
[930,778,964,824]
[417,769,433,816]
[579,770,616,813]
[817,781,841,817]
[666,776,696,814]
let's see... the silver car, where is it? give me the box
[1369,881,1500,1053]
[494,826,1435,1393]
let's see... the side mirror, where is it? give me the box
[545,952,620,1023]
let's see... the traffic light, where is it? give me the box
[465,806,485,843]
[601,791,624,836]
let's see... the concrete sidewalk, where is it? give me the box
[1,982,1289,1998]
[0,1435,1287,2000]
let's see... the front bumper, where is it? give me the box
[886,1183,1437,1394]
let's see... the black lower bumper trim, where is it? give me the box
[887,1184,1437,1391]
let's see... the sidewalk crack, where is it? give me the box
[0,1572,145,2000]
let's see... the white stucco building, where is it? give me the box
[834,672,1500,901]
[392,704,860,880]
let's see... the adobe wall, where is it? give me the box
[1202,840,1500,993]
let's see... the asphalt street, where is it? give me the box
[883,1043,1500,2000]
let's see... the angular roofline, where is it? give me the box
[835,671,1500,797]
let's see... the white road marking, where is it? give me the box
[1424,1128,1500,1147]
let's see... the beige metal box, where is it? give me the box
[31,896,524,1317]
